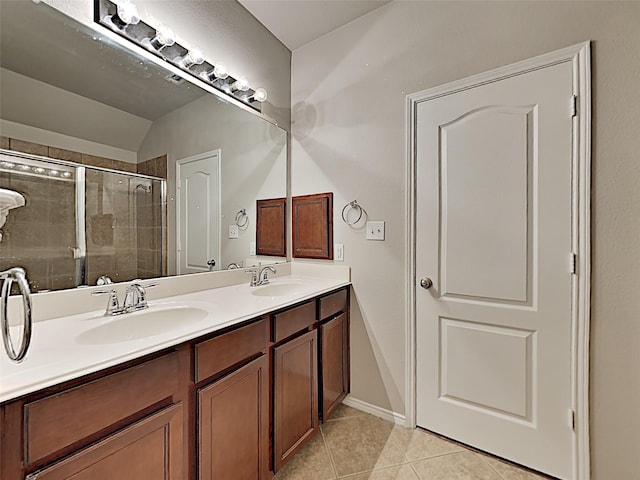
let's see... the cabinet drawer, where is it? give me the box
[24,352,179,464]
[318,288,347,321]
[273,301,315,343]
[195,317,268,383]
[27,403,183,480]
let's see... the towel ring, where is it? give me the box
[0,267,32,363]
[235,209,249,228]
[341,200,363,225]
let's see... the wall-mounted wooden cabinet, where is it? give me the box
[292,192,333,260]
[0,286,350,479]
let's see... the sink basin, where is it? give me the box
[251,282,306,297]
[76,306,208,345]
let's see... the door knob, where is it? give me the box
[207,259,216,271]
[420,277,433,289]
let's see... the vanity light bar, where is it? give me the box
[95,0,268,111]
[0,157,75,181]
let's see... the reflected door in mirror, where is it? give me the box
[177,151,221,274]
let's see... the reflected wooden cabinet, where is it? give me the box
[274,329,318,471]
[256,198,287,256]
[198,355,270,480]
[26,404,183,480]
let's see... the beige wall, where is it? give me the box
[291,1,640,478]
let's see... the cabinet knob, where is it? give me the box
[419,277,433,289]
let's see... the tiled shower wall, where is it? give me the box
[0,137,167,291]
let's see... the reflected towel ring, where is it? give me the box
[235,209,249,228]
[341,200,363,225]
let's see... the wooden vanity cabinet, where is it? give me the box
[0,351,188,480]
[24,403,184,480]
[318,288,350,422]
[0,287,350,479]
[273,329,318,471]
[195,318,270,480]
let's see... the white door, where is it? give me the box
[176,150,221,274]
[415,61,575,478]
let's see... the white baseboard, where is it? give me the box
[342,395,406,426]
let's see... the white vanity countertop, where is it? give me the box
[0,270,350,403]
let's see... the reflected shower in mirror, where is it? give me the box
[0,1,287,292]
[0,152,165,292]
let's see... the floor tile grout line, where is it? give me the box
[408,462,423,480]
[474,451,509,480]
[406,448,467,464]
[319,424,340,479]
[335,460,414,479]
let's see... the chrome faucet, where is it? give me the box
[92,282,158,316]
[246,264,276,287]
[258,266,276,285]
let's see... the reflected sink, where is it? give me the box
[76,306,208,345]
[251,282,306,297]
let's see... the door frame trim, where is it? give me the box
[405,42,591,480]
[175,149,222,275]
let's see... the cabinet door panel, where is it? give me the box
[321,313,348,421]
[27,403,183,480]
[198,355,269,480]
[274,330,318,471]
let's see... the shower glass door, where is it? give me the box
[0,151,165,292]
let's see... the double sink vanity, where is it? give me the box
[0,264,350,479]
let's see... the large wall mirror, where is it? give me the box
[0,1,287,292]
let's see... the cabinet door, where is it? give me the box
[274,329,318,471]
[198,355,269,480]
[320,312,349,421]
[27,403,183,480]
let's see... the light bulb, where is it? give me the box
[178,49,204,68]
[34,167,45,174]
[253,88,268,102]
[62,172,72,178]
[200,63,229,83]
[144,24,175,51]
[232,77,249,92]
[112,1,140,28]
[213,64,229,80]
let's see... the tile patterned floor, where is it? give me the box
[273,404,554,480]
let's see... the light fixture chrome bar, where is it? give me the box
[94,0,268,111]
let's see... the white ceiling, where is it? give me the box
[238,0,392,51]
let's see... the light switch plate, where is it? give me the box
[335,244,344,261]
[366,221,385,241]
[250,241,256,255]
[228,224,239,239]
